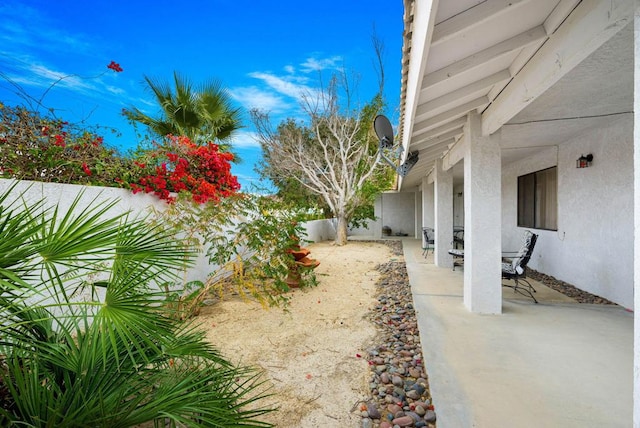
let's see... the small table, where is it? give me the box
[448,249,464,271]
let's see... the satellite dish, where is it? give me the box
[373,114,419,177]
[374,115,394,149]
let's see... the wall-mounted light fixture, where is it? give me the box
[576,153,593,168]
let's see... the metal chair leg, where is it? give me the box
[503,278,538,303]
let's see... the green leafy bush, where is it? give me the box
[0,104,242,205]
[0,104,134,186]
[0,182,273,427]
[153,192,317,318]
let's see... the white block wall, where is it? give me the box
[0,179,219,285]
[301,219,336,243]
[0,179,164,219]
[502,114,634,309]
[0,180,339,288]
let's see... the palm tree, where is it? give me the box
[125,72,243,162]
[0,182,272,427]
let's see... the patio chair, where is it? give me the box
[422,227,435,257]
[448,248,464,271]
[453,227,464,249]
[449,227,465,270]
[502,230,538,303]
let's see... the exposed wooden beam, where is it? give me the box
[416,70,511,117]
[426,168,435,184]
[417,139,456,158]
[432,0,527,45]
[442,136,467,171]
[404,142,455,183]
[422,25,547,90]
[482,0,633,135]
[413,96,488,133]
[412,116,467,140]
[544,0,581,34]
[404,163,432,183]
[413,129,462,151]
[405,162,431,178]
[506,0,581,80]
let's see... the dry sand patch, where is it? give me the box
[198,241,396,427]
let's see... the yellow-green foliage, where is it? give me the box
[153,192,316,318]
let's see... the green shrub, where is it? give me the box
[153,192,317,318]
[0,182,273,427]
[0,105,135,187]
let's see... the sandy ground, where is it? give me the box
[197,240,397,427]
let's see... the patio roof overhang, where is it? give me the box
[397,0,633,190]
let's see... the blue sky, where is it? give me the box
[0,1,403,189]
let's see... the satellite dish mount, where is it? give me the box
[374,115,419,177]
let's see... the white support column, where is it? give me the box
[415,190,422,239]
[421,177,435,249]
[422,176,435,229]
[632,3,640,425]
[463,112,502,314]
[434,159,453,268]
[373,196,383,239]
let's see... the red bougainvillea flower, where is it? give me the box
[53,134,66,147]
[107,61,123,72]
[129,135,240,204]
[81,162,92,176]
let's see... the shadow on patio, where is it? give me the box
[402,239,633,427]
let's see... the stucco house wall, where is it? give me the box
[501,114,634,309]
[378,191,417,238]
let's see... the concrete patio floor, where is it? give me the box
[401,238,634,427]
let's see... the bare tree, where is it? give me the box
[252,75,386,246]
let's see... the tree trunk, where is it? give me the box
[335,214,348,246]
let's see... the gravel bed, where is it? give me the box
[352,239,616,428]
[527,269,616,305]
[356,239,436,428]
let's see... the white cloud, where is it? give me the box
[0,4,91,55]
[0,4,116,106]
[248,72,311,100]
[2,66,97,101]
[0,4,92,55]
[29,64,92,89]
[300,55,343,73]
[229,54,347,125]
[105,85,125,96]
[0,54,144,115]
[229,85,291,113]
[229,129,261,149]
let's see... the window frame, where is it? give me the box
[517,166,558,231]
